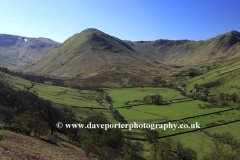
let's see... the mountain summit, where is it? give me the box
[25,28,160,79]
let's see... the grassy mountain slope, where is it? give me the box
[25,28,162,79]
[0,34,60,70]
[183,56,240,97]
[124,30,240,64]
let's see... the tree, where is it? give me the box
[176,142,197,160]
[208,98,216,103]
[231,139,240,152]
[151,94,163,104]
[181,148,197,160]
[230,92,239,102]
[194,83,201,90]
[143,129,159,143]
[143,95,151,104]
[148,142,160,160]
[102,128,124,151]
[36,100,67,135]
[95,95,102,103]
[122,131,144,158]
[153,77,161,86]
[219,93,225,101]
[222,132,234,145]
[225,93,230,101]
[203,89,210,96]
[98,147,119,160]
[113,110,125,122]
[0,106,15,127]
[157,141,173,159]
[176,141,184,157]
[105,95,113,103]
[83,141,98,157]
[211,139,224,159]
[188,70,200,78]
[199,96,208,102]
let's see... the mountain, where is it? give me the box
[25,29,240,87]
[0,34,60,70]
[25,28,163,80]
[124,30,240,64]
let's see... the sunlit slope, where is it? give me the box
[185,56,240,95]
[124,30,240,64]
[25,28,160,78]
[0,70,32,90]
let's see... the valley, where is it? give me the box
[0,29,240,159]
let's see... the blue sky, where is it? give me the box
[0,0,239,43]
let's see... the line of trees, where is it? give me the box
[219,92,239,102]
[0,66,66,87]
[194,81,221,90]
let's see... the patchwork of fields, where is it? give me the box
[102,87,240,159]
[1,71,240,159]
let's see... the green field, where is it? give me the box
[30,83,101,108]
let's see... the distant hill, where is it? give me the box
[0,34,60,70]
[124,30,240,64]
[25,28,162,80]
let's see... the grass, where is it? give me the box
[204,121,240,140]
[103,87,185,108]
[30,83,101,108]
[0,70,32,90]
[184,56,240,97]
[161,131,217,159]
[118,101,227,121]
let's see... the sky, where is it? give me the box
[0,0,240,43]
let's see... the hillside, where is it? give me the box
[184,56,240,96]
[25,28,163,79]
[0,34,60,70]
[0,130,93,160]
[124,30,240,64]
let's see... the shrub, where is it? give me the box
[47,134,60,145]
[0,131,6,141]
[199,96,208,102]
[212,133,221,138]
[208,98,216,103]
[221,101,229,106]
[198,104,206,109]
